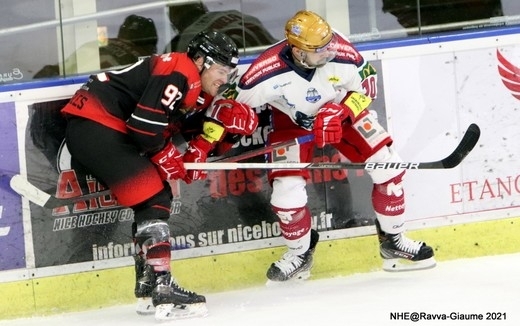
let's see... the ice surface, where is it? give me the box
[2,253,519,326]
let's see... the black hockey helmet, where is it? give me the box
[187,30,239,68]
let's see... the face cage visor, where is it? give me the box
[305,33,339,67]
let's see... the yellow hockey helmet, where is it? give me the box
[285,10,333,52]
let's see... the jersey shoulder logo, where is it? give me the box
[240,43,287,88]
[332,34,363,65]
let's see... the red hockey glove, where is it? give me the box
[183,135,215,184]
[150,142,187,181]
[313,92,373,148]
[313,103,346,148]
[207,99,259,136]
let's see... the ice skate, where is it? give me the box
[376,220,436,272]
[152,271,208,321]
[134,255,155,315]
[266,229,319,282]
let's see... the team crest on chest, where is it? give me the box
[305,87,321,103]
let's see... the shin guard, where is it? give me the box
[134,219,171,272]
[272,205,312,255]
[372,171,406,234]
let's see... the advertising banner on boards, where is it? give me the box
[23,100,378,267]
[0,102,25,271]
[381,44,520,223]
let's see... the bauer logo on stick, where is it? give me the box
[365,162,420,169]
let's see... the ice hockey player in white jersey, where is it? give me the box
[205,10,437,281]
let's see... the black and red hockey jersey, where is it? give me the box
[61,52,203,154]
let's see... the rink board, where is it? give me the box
[1,217,519,319]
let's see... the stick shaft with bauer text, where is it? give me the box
[187,123,480,170]
[10,123,480,208]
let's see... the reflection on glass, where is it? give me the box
[166,1,278,53]
[34,15,158,79]
[382,0,504,34]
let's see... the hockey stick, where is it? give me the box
[210,134,314,162]
[10,124,480,208]
[10,174,112,209]
[8,135,314,209]
[185,123,481,170]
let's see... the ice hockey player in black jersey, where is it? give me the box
[60,30,258,321]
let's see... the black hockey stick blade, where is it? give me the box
[184,123,481,170]
[433,123,480,168]
[10,174,112,209]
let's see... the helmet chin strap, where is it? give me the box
[199,56,213,75]
[203,56,213,69]
[293,51,314,70]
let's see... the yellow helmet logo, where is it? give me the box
[285,10,333,52]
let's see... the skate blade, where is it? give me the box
[155,302,208,321]
[135,297,155,315]
[265,270,311,287]
[382,257,437,272]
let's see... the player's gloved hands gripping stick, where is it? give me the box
[313,92,372,148]
[184,99,259,183]
[151,142,187,181]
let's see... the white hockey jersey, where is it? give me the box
[232,31,377,130]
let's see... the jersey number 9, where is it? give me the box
[161,84,182,111]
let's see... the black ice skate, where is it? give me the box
[376,220,436,272]
[134,255,155,315]
[152,271,208,321]
[266,229,320,282]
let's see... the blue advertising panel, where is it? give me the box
[0,101,25,270]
